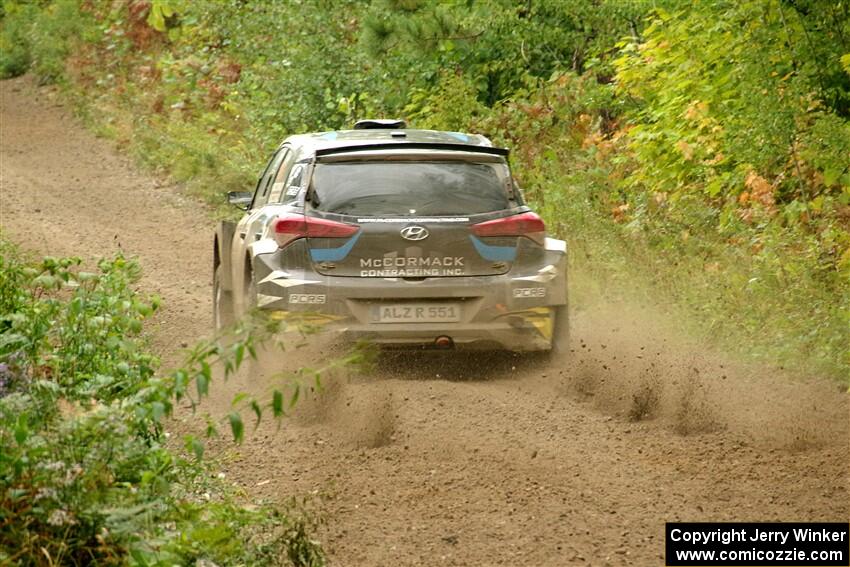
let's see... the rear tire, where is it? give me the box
[213,264,235,331]
[243,266,257,312]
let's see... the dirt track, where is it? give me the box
[1,76,848,566]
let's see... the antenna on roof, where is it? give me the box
[353,119,407,130]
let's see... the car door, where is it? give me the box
[231,146,292,309]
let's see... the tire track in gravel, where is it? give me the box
[2,76,847,567]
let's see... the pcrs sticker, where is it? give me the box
[513,287,546,298]
[288,294,326,304]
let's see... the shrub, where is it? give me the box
[0,243,332,565]
[0,0,96,83]
[0,1,36,78]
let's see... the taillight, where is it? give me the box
[272,214,359,248]
[470,212,546,245]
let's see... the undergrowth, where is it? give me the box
[0,240,340,565]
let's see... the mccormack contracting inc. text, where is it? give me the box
[666,522,849,566]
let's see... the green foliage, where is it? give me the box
[0,1,36,78]
[0,247,165,563]
[614,1,850,208]
[405,70,487,130]
[362,0,670,104]
[0,0,96,83]
[147,0,182,34]
[177,0,372,141]
[0,249,158,401]
[608,0,850,378]
[0,243,335,564]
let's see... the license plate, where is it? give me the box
[370,303,461,323]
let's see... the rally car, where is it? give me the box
[213,120,568,353]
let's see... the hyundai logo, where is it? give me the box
[400,225,429,241]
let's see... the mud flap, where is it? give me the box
[215,220,237,291]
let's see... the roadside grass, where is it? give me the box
[531,144,849,383]
[69,84,256,220]
[564,195,850,381]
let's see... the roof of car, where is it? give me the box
[282,128,502,158]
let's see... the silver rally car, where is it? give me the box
[213,120,568,353]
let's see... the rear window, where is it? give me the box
[311,161,511,216]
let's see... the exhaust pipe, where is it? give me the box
[434,335,454,349]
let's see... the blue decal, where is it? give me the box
[469,235,516,262]
[310,231,361,262]
[447,132,470,142]
[319,131,338,140]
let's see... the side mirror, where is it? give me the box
[227,191,253,210]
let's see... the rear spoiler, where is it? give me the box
[314,142,509,158]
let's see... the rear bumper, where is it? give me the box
[252,238,567,351]
[337,316,554,351]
